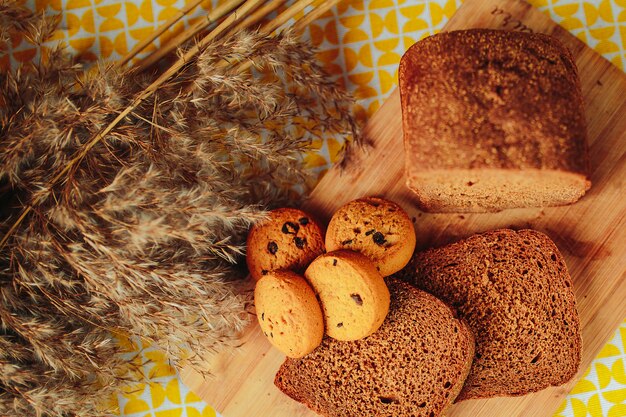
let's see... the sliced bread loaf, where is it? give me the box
[399,29,590,212]
[407,229,581,401]
[274,278,475,417]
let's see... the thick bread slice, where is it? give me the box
[408,229,581,401]
[274,278,475,417]
[399,29,590,212]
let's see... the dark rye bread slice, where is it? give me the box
[274,278,475,417]
[399,29,590,212]
[407,229,581,401]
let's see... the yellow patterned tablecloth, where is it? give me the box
[4,1,626,417]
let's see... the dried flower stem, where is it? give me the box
[135,0,251,72]
[260,0,315,35]
[0,208,30,249]
[230,0,340,75]
[293,0,340,31]
[117,0,208,67]
[0,0,347,249]
[228,0,287,34]
[136,0,322,73]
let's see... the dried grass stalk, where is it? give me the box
[0,2,357,416]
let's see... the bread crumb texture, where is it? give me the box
[410,229,582,400]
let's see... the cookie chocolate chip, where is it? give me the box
[282,222,300,235]
[372,232,386,246]
[267,241,278,254]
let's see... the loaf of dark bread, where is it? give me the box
[274,278,475,417]
[399,29,591,212]
[407,229,581,401]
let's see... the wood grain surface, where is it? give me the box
[182,0,626,416]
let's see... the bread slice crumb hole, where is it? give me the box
[378,395,399,404]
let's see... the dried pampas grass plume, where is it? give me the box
[0,2,358,416]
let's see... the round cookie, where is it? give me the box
[325,197,416,276]
[304,250,390,341]
[254,270,325,358]
[246,208,325,281]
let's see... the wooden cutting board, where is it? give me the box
[182,0,626,416]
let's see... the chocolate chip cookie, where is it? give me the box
[246,208,325,281]
[325,197,416,276]
[304,250,390,341]
[255,270,324,358]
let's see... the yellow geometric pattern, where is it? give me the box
[2,1,626,417]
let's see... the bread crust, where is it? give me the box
[399,29,591,212]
